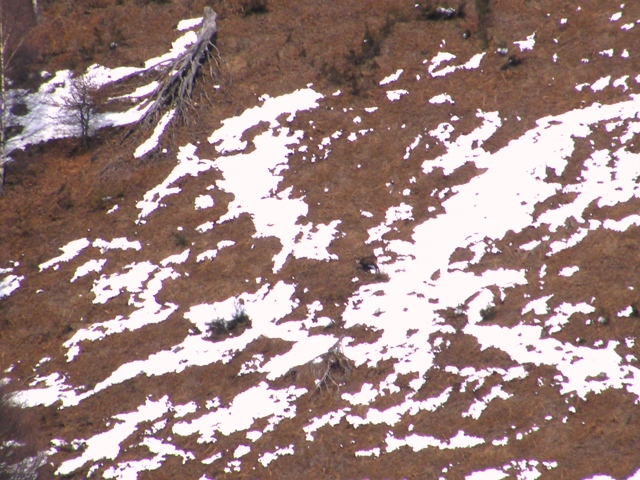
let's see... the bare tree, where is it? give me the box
[0,4,20,196]
[0,5,8,195]
[60,75,98,150]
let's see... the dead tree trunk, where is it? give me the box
[138,7,220,130]
[0,6,7,196]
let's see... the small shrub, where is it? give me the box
[480,305,496,322]
[171,232,189,247]
[206,302,251,340]
[241,0,268,15]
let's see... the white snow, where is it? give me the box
[134,109,175,158]
[172,382,306,443]
[0,272,23,299]
[522,295,553,315]
[177,17,203,31]
[385,430,485,452]
[514,33,536,51]
[257,444,294,467]
[466,468,509,480]
[93,238,142,253]
[71,258,107,282]
[429,93,455,104]
[136,144,215,222]
[208,88,323,153]
[39,238,90,271]
[428,52,485,77]
[386,89,408,101]
[379,69,403,85]
[57,396,172,476]
[559,266,579,277]
[195,194,214,209]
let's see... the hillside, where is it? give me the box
[2,0,640,478]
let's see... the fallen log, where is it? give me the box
[138,6,221,130]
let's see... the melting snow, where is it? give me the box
[39,238,91,271]
[514,32,536,51]
[386,89,409,101]
[379,69,403,85]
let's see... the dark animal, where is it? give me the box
[417,3,466,21]
[500,55,522,71]
[357,255,379,274]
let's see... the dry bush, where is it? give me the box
[288,338,354,396]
